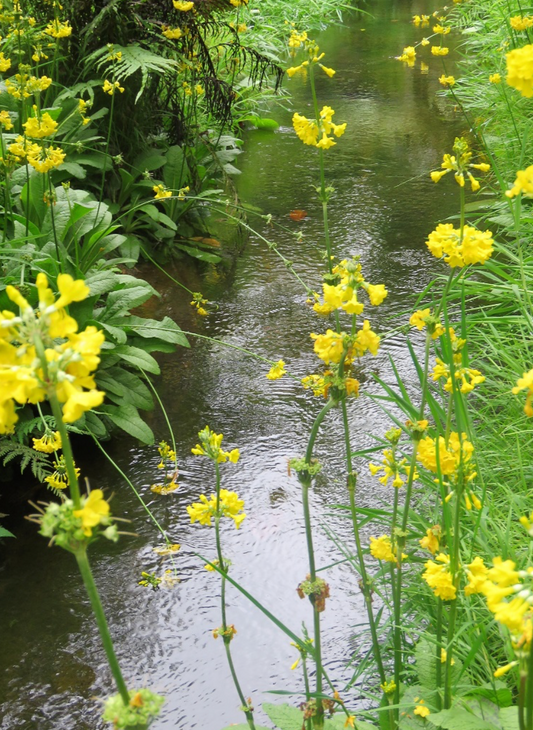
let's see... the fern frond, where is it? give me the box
[13,415,56,443]
[0,439,51,482]
[86,44,178,101]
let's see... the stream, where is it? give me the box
[0,1,464,728]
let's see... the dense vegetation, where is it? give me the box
[4,0,533,729]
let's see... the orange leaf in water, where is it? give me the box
[289,209,307,221]
[190,237,221,247]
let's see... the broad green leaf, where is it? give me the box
[59,161,86,179]
[112,345,160,374]
[163,145,189,190]
[100,285,155,320]
[0,526,15,538]
[175,243,222,263]
[98,403,154,444]
[468,683,512,708]
[84,271,119,297]
[132,149,167,174]
[84,411,109,438]
[119,234,141,263]
[263,703,303,730]
[427,707,499,730]
[96,367,153,410]
[248,116,279,130]
[499,706,519,730]
[98,321,128,344]
[125,316,189,346]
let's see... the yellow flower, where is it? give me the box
[512,369,533,416]
[494,662,518,678]
[33,430,62,453]
[153,184,172,199]
[44,19,72,38]
[0,110,13,130]
[506,166,533,198]
[150,482,179,495]
[397,46,416,66]
[286,61,309,78]
[489,73,501,83]
[464,556,488,596]
[311,329,347,364]
[73,489,111,537]
[102,79,125,95]
[510,16,533,31]
[421,38,430,46]
[426,223,493,267]
[27,145,66,173]
[422,554,456,600]
[433,24,451,34]
[417,432,473,475]
[23,111,58,138]
[355,320,380,356]
[152,543,181,555]
[414,700,431,718]
[431,46,449,56]
[267,360,286,380]
[0,52,11,73]
[506,44,533,97]
[173,0,194,9]
[162,26,183,39]
[420,527,440,554]
[369,535,396,562]
[439,75,455,87]
[187,489,245,528]
[366,283,388,306]
[319,64,336,77]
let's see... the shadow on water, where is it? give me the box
[0,2,467,728]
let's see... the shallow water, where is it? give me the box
[0,3,465,728]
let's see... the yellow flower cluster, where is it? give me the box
[23,111,58,138]
[510,16,533,31]
[417,432,474,476]
[191,425,239,464]
[422,553,456,600]
[0,52,11,72]
[426,223,494,267]
[506,44,533,97]
[103,79,125,95]
[173,0,194,9]
[33,430,62,454]
[431,46,449,56]
[409,308,445,339]
[506,166,533,198]
[0,274,105,434]
[6,73,52,99]
[369,449,413,488]
[412,15,430,26]
[513,369,533,416]
[44,19,72,38]
[432,358,485,394]
[0,110,13,129]
[439,75,455,87]
[162,26,183,39]
[465,555,532,639]
[289,30,308,49]
[370,535,396,563]
[293,106,346,150]
[187,489,246,529]
[430,138,490,190]
[312,259,387,316]
[397,46,416,67]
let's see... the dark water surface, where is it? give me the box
[1,3,464,728]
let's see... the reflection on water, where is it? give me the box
[0,2,464,728]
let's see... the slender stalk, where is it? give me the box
[436,600,443,711]
[213,464,256,730]
[48,395,81,508]
[526,642,533,729]
[75,548,130,705]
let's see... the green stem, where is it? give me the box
[48,395,81,508]
[75,548,130,705]
[214,464,256,730]
[526,641,533,729]
[436,601,443,711]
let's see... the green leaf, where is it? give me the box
[468,683,512,708]
[112,345,160,374]
[0,526,15,538]
[427,707,500,730]
[98,403,154,444]
[132,149,167,174]
[59,161,86,179]
[84,271,119,297]
[175,243,222,263]
[247,116,280,130]
[119,234,141,263]
[125,316,189,346]
[163,145,189,190]
[96,367,153,410]
[499,706,519,730]
[84,411,109,438]
[100,285,155,320]
[263,703,303,730]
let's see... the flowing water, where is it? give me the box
[1,2,465,728]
